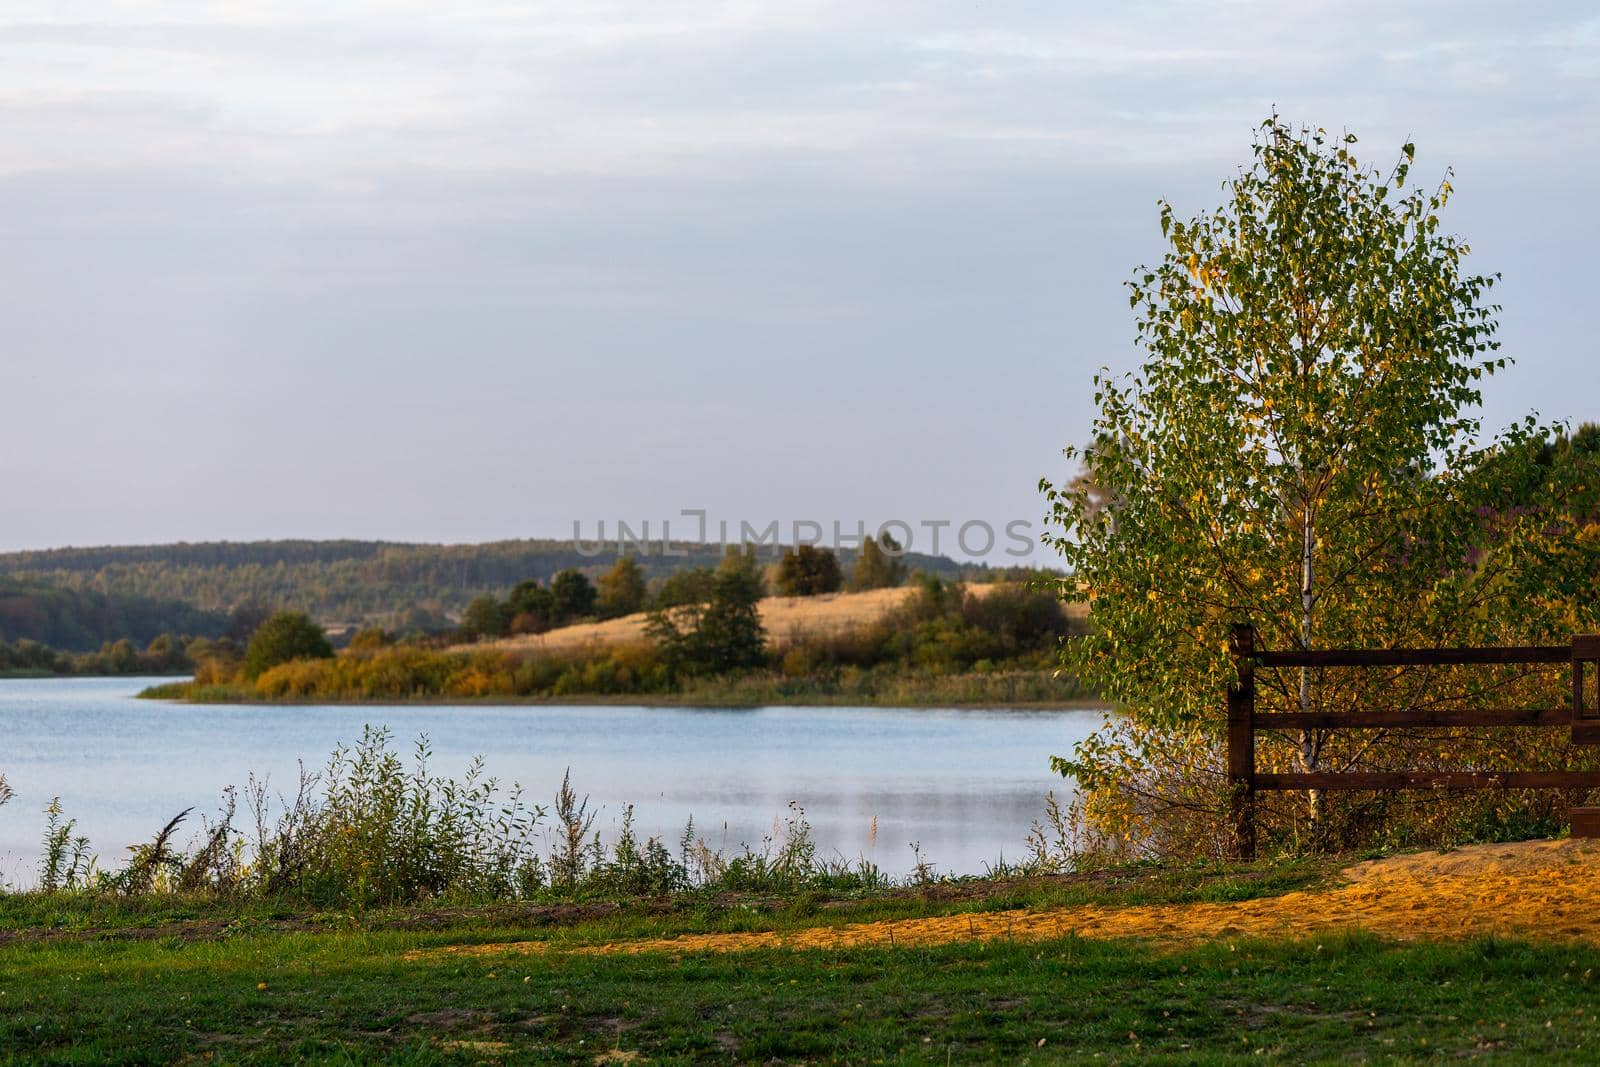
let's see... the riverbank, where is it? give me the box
[140,667,1100,709]
[7,841,1600,1061]
[146,576,1088,708]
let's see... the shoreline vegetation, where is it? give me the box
[139,674,1100,709]
[140,566,1096,708]
[0,633,198,677]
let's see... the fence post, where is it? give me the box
[1574,635,1600,746]
[1227,623,1256,860]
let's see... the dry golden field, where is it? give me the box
[466,582,1080,658]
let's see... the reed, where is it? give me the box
[6,731,972,906]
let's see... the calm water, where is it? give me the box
[0,677,1103,886]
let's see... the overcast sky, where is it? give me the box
[2,2,1596,559]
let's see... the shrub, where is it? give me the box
[460,595,510,641]
[775,545,843,596]
[849,532,906,591]
[596,557,647,619]
[647,559,767,676]
[242,612,333,680]
[249,728,547,907]
[550,569,597,623]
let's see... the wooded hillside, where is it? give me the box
[0,539,979,627]
[0,578,228,651]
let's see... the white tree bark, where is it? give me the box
[1299,497,1323,824]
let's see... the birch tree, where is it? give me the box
[1044,118,1600,855]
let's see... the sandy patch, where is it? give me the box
[414,839,1600,961]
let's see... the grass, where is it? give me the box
[0,855,1337,940]
[6,911,1600,1063]
[8,852,1600,1062]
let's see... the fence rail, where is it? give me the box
[1226,624,1600,859]
[1254,709,1569,729]
[1256,646,1572,668]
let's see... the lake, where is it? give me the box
[0,677,1104,887]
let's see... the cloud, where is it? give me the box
[1,2,1597,552]
[3,0,1589,188]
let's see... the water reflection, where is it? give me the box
[0,677,1103,885]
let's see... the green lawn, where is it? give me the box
[5,924,1600,1063]
[2,856,1598,1065]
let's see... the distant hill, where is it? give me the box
[0,577,228,652]
[0,539,980,628]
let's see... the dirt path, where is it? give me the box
[425,839,1600,960]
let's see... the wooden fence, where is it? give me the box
[1227,625,1600,859]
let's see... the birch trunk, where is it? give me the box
[1298,498,1323,824]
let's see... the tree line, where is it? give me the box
[0,578,228,652]
[1,633,202,677]
[455,535,912,642]
[0,537,968,628]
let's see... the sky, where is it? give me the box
[2,2,1597,561]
